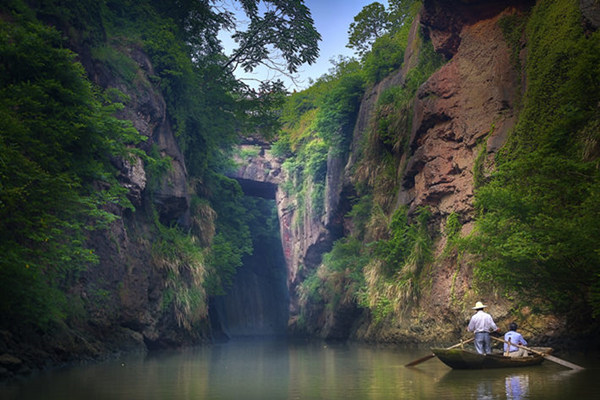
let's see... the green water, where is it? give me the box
[1,339,598,399]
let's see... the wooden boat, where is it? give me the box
[431,347,553,369]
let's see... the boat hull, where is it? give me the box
[431,348,550,369]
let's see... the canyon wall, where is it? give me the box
[283,0,546,343]
[0,40,204,379]
[82,44,198,350]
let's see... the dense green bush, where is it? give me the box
[204,174,253,295]
[299,237,369,312]
[470,0,600,316]
[0,18,145,328]
[362,33,405,84]
[315,60,365,156]
[374,207,432,276]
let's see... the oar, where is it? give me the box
[491,336,584,370]
[405,338,474,367]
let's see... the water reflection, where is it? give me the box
[505,374,529,399]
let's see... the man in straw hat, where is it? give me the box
[467,301,499,354]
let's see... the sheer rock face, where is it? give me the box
[90,45,190,225]
[78,44,198,351]
[403,5,521,229]
[421,0,534,58]
[581,0,600,30]
[358,1,528,342]
[290,1,531,342]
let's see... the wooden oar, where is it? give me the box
[405,338,474,367]
[491,336,584,370]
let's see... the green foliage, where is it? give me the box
[472,135,489,188]
[369,27,443,154]
[323,237,370,278]
[368,296,394,324]
[237,81,287,141]
[144,144,173,192]
[310,182,326,217]
[239,145,261,160]
[280,90,318,126]
[347,0,418,60]
[226,0,321,74]
[387,0,418,33]
[299,237,369,313]
[0,17,145,329]
[315,59,365,155]
[362,34,405,84]
[469,0,600,315]
[204,174,252,295]
[35,0,106,46]
[444,212,462,242]
[270,134,293,158]
[346,194,373,240]
[91,42,140,85]
[152,218,208,331]
[299,269,323,304]
[305,140,329,182]
[374,207,432,276]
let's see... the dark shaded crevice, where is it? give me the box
[208,197,289,338]
[235,178,277,199]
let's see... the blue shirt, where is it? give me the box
[504,330,527,352]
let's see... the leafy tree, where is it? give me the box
[236,80,287,141]
[387,0,418,33]
[224,0,321,74]
[347,2,389,58]
[362,31,405,84]
[347,0,417,59]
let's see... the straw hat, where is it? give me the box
[472,301,487,310]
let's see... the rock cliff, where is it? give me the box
[82,44,199,349]
[356,0,527,342]
[283,0,544,342]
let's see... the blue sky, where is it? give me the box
[219,0,388,90]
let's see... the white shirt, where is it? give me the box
[468,310,498,333]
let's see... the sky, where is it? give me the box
[219,0,388,90]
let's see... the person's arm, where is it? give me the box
[519,334,527,346]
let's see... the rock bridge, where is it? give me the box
[227,137,283,199]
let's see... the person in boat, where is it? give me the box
[503,322,529,357]
[467,301,499,354]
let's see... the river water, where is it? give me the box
[1,338,598,400]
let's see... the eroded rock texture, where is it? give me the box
[80,44,198,350]
[286,0,537,342]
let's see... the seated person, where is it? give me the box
[504,322,528,357]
